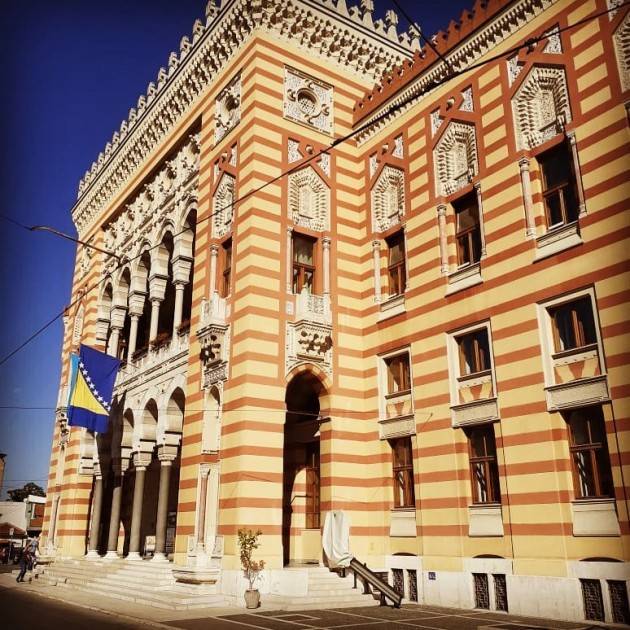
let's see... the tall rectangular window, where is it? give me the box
[539,141,579,229]
[385,353,411,394]
[609,580,630,624]
[467,424,501,504]
[566,407,613,499]
[221,239,232,298]
[473,573,490,609]
[304,442,320,529]
[549,296,596,352]
[391,437,415,508]
[386,231,406,296]
[581,579,605,621]
[457,328,491,376]
[454,193,482,266]
[292,234,316,294]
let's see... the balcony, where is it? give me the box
[379,389,414,439]
[115,330,190,390]
[294,291,331,325]
[197,292,230,390]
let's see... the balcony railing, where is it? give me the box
[295,291,331,325]
[116,330,190,387]
[200,292,228,326]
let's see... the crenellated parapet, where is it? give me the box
[353,0,559,137]
[72,0,416,237]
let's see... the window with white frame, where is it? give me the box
[537,288,608,411]
[378,348,414,439]
[447,322,498,428]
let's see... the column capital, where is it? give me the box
[518,156,530,170]
[371,239,381,250]
[286,226,293,236]
[209,243,220,255]
[322,236,332,248]
[473,181,482,192]
[437,204,447,216]
[157,444,179,462]
[133,452,152,469]
[566,129,577,144]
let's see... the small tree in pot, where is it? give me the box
[238,528,265,608]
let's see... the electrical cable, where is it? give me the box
[0,1,625,370]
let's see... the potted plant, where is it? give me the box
[238,528,265,609]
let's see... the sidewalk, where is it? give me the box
[0,571,612,630]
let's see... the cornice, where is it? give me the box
[352,0,558,144]
[71,0,417,237]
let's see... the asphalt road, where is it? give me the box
[0,585,144,630]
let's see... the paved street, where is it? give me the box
[0,574,606,630]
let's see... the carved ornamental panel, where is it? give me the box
[614,12,630,92]
[288,166,330,232]
[434,121,478,197]
[212,172,235,238]
[286,321,333,378]
[284,67,333,134]
[215,74,241,143]
[512,66,572,151]
[197,323,230,390]
[371,165,405,233]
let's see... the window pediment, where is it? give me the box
[213,172,235,238]
[288,166,330,232]
[434,121,478,197]
[372,165,405,233]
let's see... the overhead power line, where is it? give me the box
[0,2,624,370]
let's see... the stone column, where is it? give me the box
[149,299,161,342]
[437,205,449,274]
[173,283,186,337]
[86,473,104,559]
[286,227,293,294]
[148,274,167,343]
[196,465,210,549]
[152,449,177,562]
[127,315,140,358]
[474,182,487,258]
[107,326,122,358]
[127,454,150,560]
[322,237,331,298]
[518,157,537,239]
[567,130,586,217]
[209,245,219,296]
[372,240,382,302]
[104,458,129,559]
[205,465,220,554]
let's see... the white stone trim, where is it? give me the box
[571,499,621,537]
[614,11,630,92]
[288,166,330,232]
[283,67,333,135]
[371,165,405,233]
[215,73,241,143]
[468,504,504,537]
[434,121,478,197]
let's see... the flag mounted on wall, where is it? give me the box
[67,344,120,434]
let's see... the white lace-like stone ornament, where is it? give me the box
[434,121,478,197]
[213,172,236,238]
[288,166,330,232]
[512,66,572,151]
[393,135,404,158]
[284,67,333,134]
[430,110,443,137]
[288,139,302,163]
[460,86,474,112]
[215,74,241,143]
[371,165,405,232]
[543,25,562,54]
[614,12,630,92]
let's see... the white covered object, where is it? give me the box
[322,510,352,568]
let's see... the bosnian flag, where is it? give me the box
[67,344,120,434]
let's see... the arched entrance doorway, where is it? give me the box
[283,370,326,566]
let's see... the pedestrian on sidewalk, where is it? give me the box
[16,548,32,583]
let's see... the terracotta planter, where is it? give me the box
[244,588,260,609]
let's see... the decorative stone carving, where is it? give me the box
[286,320,333,377]
[608,0,626,19]
[72,304,85,346]
[369,154,378,178]
[507,55,523,87]
[284,67,333,134]
[460,86,474,112]
[434,121,478,197]
[73,0,413,236]
[614,12,630,92]
[102,134,200,276]
[512,66,572,151]
[288,166,330,232]
[430,110,443,137]
[371,165,405,232]
[197,321,230,390]
[319,153,330,177]
[543,25,562,54]
[288,139,302,163]
[215,74,241,143]
[213,172,235,238]
[392,134,404,158]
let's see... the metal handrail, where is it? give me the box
[348,557,402,608]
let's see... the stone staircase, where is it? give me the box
[265,566,381,610]
[39,558,226,610]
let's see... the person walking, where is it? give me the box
[16,548,31,583]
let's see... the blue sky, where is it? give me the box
[0,0,468,498]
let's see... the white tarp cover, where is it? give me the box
[322,510,352,568]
